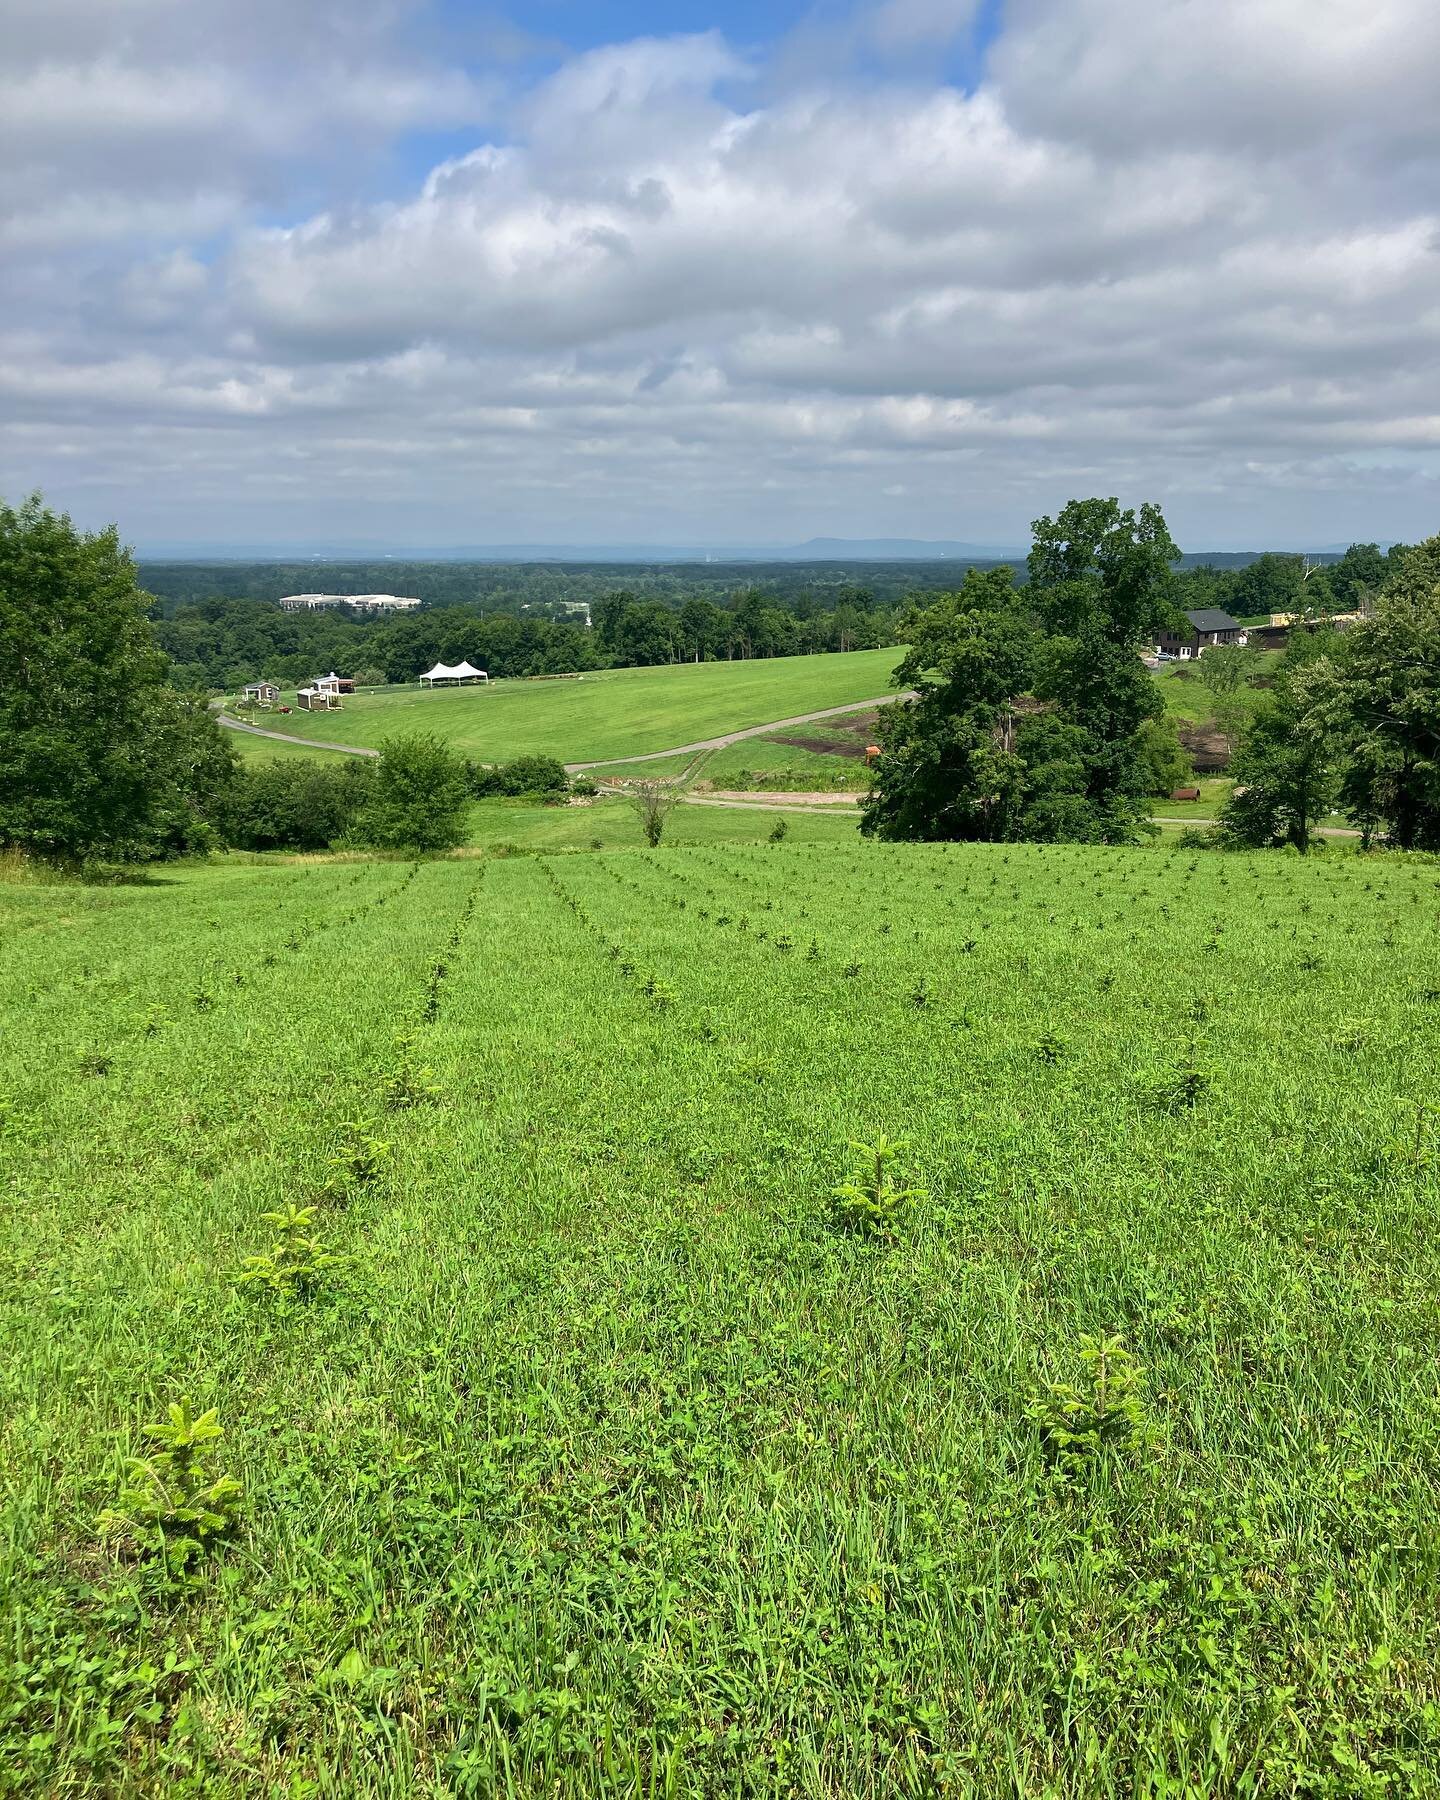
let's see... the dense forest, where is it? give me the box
[144,543,1407,691]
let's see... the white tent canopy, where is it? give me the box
[419,661,490,686]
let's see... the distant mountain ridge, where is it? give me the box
[137,536,1028,563]
[137,536,1385,565]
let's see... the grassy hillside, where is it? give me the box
[4,840,1439,1793]
[224,725,354,762]
[230,647,903,764]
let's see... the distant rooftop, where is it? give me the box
[1184,607,1241,632]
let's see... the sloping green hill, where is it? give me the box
[230,647,903,764]
[5,842,1438,1791]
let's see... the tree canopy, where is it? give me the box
[864,499,1184,845]
[356,734,471,852]
[0,496,237,864]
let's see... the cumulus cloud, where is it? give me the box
[1,0,1438,547]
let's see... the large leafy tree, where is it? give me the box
[1314,537,1440,850]
[861,567,1042,842]
[1027,498,1183,840]
[864,504,1187,845]
[0,496,237,864]
[862,564,1112,844]
[1219,654,1340,853]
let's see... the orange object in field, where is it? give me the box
[865,744,881,761]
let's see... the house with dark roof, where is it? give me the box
[1158,607,1246,659]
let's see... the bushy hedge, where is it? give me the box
[466,755,570,799]
[227,760,375,851]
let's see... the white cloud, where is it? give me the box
[1,0,1439,547]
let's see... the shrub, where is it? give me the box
[632,780,676,847]
[227,759,375,851]
[467,754,569,799]
[355,734,470,851]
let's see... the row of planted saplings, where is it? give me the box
[95,872,475,1579]
[586,856,1246,1092]
[542,862,680,1011]
[626,854,973,1002]
[75,862,424,1083]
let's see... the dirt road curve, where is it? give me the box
[217,715,378,756]
[565,694,912,770]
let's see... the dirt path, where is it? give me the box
[691,790,861,807]
[217,715,378,757]
[565,694,912,771]
[681,795,860,816]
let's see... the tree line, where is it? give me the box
[153,588,900,692]
[150,544,1402,695]
[6,492,1432,867]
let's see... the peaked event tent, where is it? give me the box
[419,661,490,686]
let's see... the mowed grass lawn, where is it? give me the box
[4,839,1440,1794]
[222,725,355,762]
[236,646,904,764]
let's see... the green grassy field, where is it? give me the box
[223,726,356,763]
[5,837,1440,1795]
[465,796,862,853]
[232,649,904,765]
[1153,656,1279,727]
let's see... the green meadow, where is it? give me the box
[4,837,1439,1795]
[235,648,904,765]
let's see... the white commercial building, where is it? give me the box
[278,594,421,613]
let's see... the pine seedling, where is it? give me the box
[240,1204,346,1298]
[329,1118,391,1187]
[98,1400,244,1567]
[829,1133,926,1240]
[1029,1333,1148,1464]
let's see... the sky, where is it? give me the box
[2,0,1439,554]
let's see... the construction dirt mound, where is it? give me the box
[1178,722,1233,772]
[767,709,882,760]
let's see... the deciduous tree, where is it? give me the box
[0,496,237,864]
